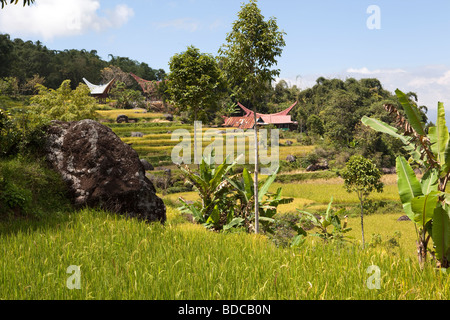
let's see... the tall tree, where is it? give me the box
[167,45,224,163]
[218,0,286,234]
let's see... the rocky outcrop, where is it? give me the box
[45,119,166,223]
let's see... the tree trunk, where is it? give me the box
[416,239,427,269]
[360,195,365,249]
[254,104,260,234]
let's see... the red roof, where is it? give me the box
[130,73,165,94]
[223,101,298,129]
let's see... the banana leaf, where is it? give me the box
[395,89,426,136]
[411,191,440,227]
[396,156,423,219]
[429,102,449,166]
[432,203,450,263]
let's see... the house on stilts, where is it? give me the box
[222,101,298,131]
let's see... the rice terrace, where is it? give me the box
[1,0,450,305]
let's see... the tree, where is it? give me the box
[101,66,133,87]
[30,80,97,122]
[1,0,34,8]
[110,81,145,109]
[167,45,224,166]
[306,114,325,137]
[0,34,13,77]
[167,46,224,123]
[219,0,286,234]
[341,155,383,249]
[362,89,450,268]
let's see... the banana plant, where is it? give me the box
[178,151,243,230]
[297,197,352,244]
[227,166,293,233]
[362,89,450,268]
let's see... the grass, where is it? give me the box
[1,208,449,300]
[96,108,165,121]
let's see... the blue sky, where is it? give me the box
[1,0,450,117]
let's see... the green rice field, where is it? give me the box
[1,108,447,301]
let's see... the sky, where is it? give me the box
[1,0,450,120]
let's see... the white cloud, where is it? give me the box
[0,0,134,40]
[154,18,200,33]
[346,67,407,75]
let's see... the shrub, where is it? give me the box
[0,158,71,219]
[30,80,98,122]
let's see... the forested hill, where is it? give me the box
[0,33,166,90]
[283,77,430,169]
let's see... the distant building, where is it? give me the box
[83,78,115,104]
[222,101,298,130]
[130,73,166,101]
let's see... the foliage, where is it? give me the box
[0,34,165,92]
[0,157,71,219]
[178,151,292,233]
[178,152,240,230]
[295,198,352,246]
[362,89,450,268]
[341,155,383,248]
[0,77,19,98]
[218,0,286,108]
[101,65,133,87]
[20,74,45,95]
[306,114,325,137]
[342,155,384,197]
[227,166,293,233]
[110,81,146,109]
[292,77,425,169]
[0,0,33,8]
[0,108,20,157]
[30,80,98,122]
[167,45,225,123]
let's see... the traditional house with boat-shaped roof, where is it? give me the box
[82,78,115,104]
[223,101,298,130]
[130,73,166,101]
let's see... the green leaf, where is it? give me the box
[178,198,204,223]
[397,156,423,203]
[206,205,220,226]
[242,168,254,199]
[290,234,306,248]
[428,102,449,167]
[396,156,423,219]
[258,216,275,223]
[432,203,450,263]
[223,217,245,231]
[395,89,426,136]
[258,166,279,202]
[361,116,410,145]
[420,169,439,195]
[411,191,439,227]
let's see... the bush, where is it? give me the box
[0,157,72,219]
[30,80,98,122]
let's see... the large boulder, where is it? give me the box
[45,119,166,223]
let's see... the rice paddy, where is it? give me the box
[1,109,446,301]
